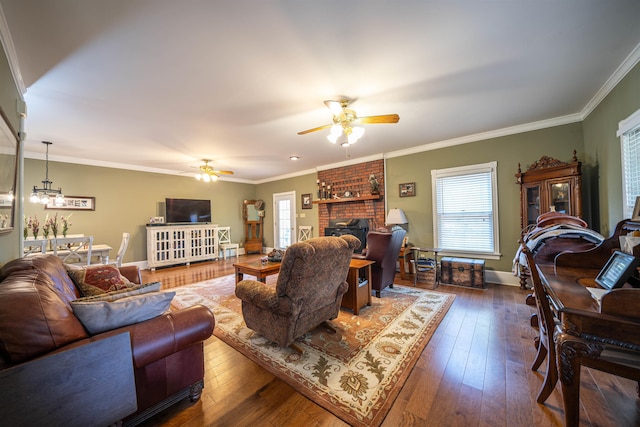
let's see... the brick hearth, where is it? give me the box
[316,159,385,233]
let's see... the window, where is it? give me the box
[618,108,640,219]
[431,161,500,259]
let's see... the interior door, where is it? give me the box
[273,192,296,249]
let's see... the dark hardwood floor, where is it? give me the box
[138,255,640,427]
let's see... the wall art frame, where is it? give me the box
[45,196,96,211]
[301,193,312,209]
[399,182,416,197]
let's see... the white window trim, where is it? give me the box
[431,161,501,260]
[618,107,640,219]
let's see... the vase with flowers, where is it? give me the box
[23,215,28,239]
[29,215,40,240]
[50,213,59,238]
[61,214,72,238]
[42,214,51,240]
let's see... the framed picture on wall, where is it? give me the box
[399,182,416,197]
[45,196,96,211]
[302,193,312,209]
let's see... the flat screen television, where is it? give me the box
[165,198,211,224]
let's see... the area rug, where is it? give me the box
[171,275,455,426]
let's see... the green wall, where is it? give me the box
[385,123,584,273]
[23,159,255,263]
[583,62,640,237]
[256,173,319,246]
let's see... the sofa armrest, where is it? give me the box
[100,305,214,368]
[119,265,141,284]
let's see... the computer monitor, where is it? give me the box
[595,251,640,290]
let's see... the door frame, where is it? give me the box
[272,191,297,249]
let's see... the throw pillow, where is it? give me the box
[70,291,176,335]
[67,264,134,296]
[74,281,162,302]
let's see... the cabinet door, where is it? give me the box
[171,228,188,263]
[522,183,542,228]
[547,179,572,215]
[148,228,172,267]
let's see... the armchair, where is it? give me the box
[235,235,360,350]
[353,228,406,297]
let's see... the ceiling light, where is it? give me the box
[194,159,233,183]
[290,155,300,160]
[30,141,65,206]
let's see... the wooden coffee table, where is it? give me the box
[233,260,281,284]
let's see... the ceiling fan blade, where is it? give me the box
[214,170,234,175]
[297,124,332,135]
[358,114,400,124]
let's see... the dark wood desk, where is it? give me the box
[537,264,640,426]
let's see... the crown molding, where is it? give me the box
[0,4,26,96]
[581,40,640,120]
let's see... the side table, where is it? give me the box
[341,259,374,315]
[398,246,415,280]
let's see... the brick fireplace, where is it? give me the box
[316,159,385,236]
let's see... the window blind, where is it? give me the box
[622,126,640,218]
[434,167,496,253]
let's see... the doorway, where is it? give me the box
[273,191,296,249]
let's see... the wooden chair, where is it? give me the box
[556,288,640,427]
[109,232,130,267]
[51,236,93,265]
[522,246,559,403]
[298,226,312,242]
[217,226,239,259]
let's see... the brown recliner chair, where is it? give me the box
[235,235,360,350]
[353,228,406,297]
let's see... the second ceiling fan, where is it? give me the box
[298,98,399,145]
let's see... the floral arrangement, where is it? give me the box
[42,215,51,239]
[369,173,380,194]
[61,214,72,237]
[27,215,40,239]
[49,213,59,237]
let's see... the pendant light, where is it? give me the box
[30,141,65,206]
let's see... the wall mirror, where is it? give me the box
[243,199,264,221]
[0,108,18,234]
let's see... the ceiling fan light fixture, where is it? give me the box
[202,173,211,183]
[348,126,364,144]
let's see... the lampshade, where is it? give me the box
[386,208,408,225]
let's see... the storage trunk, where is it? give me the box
[441,257,485,289]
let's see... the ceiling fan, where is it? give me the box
[298,99,400,145]
[193,159,233,182]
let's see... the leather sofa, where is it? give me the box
[0,255,215,426]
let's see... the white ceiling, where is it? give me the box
[2,1,640,183]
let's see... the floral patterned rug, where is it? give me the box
[171,275,455,426]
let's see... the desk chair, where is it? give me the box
[23,239,47,257]
[298,226,312,242]
[109,232,130,267]
[556,288,640,427]
[217,226,239,259]
[522,246,559,404]
[51,236,93,265]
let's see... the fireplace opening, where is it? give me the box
[323,218,369,253]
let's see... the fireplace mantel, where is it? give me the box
[312,195,380,205]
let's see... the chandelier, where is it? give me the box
[30,141,65,206]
